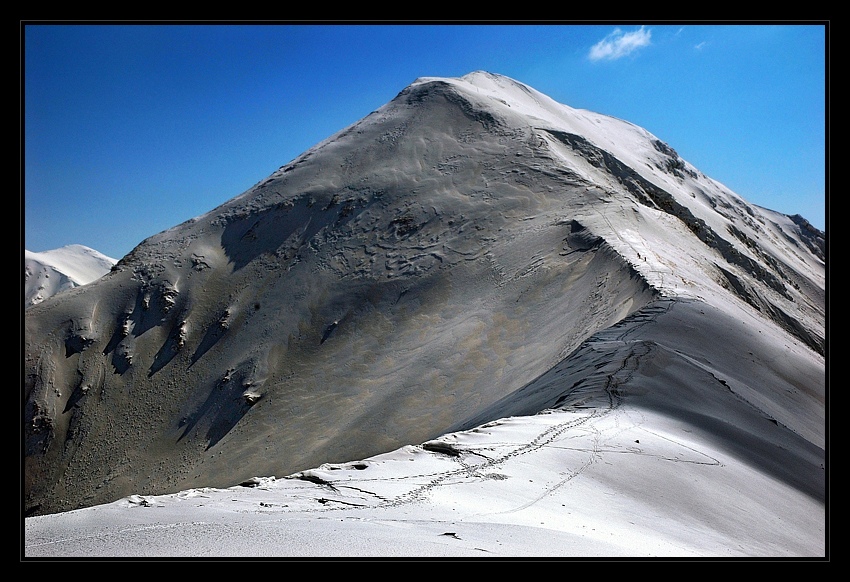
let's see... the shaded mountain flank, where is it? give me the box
[24,72,824,516]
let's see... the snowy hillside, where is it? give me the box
[23,72,825,558]
[24,245,117,309]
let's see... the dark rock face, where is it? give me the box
[23,72,824,517]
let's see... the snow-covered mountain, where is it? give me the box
[24,245,117,309]
[23,72,825,556]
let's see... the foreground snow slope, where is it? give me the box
[25,300,825,557]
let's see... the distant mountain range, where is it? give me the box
[24,245,117,309]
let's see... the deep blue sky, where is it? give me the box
[23,23,827,260]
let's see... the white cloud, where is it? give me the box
[694,41,708,50]
[589,26,652,61]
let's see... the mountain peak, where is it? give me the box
[24,72,824,519]
[24,245,117,309]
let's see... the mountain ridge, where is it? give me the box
[23,71,824,518]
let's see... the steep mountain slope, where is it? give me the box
[24,245,117,309]
[23,71,825,518]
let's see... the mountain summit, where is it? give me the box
[24,72,825,518]
[24,245,117,309]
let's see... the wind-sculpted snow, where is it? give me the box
[450,298,824,498]
[23,70,824,535]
